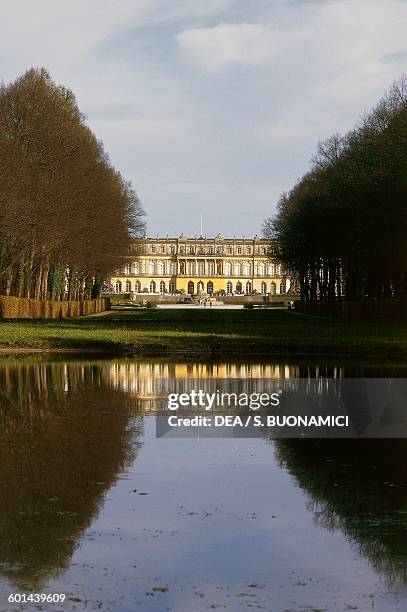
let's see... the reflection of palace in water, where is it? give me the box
[107,362,299,407]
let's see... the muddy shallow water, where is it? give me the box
[0,358,406,611]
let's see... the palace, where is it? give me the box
[110,233,294,296]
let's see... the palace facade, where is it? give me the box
[110,234,294,296]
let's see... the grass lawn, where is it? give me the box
[0,308,407,359]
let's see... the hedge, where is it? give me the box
[0,296,110,319]
[294,298,407,321]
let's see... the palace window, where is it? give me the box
[207,281,214,294]
[125,280,132,292]
[216,246,222,254]
[236,247,242,254]
[280,280,286,295]
[150,280,156,293]
[169,280,176,293]
[259,263,266,276]
[151,245,156,254]
[246,281,252,294]
[158,261,165,275]
[226,281,232,294]
[227,246,232,254]
[245,246,252,254]
[148,260,157,274]
[170,262,177,275]
[135,280,141,293]
[160,280,166,293]
[261,282,267,294]
[198,261,205,275]
[236,281,243,294]
[115,280,122,293]
[243,262,251,276]
[160,245,165,253]
[270,282,277,295]
[171,245,176,254]
[269,264,275,276]
[187,281,194,294]
[207,261,215,275]
[187,261,196,275]
[225,262,232,276]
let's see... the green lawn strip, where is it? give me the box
[0,309,406,357]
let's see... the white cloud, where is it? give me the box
[177,23,276,73]
[177,0,407,77]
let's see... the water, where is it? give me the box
[0,358,406,611]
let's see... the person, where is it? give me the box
[209,299,212,308]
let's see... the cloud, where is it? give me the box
[177,23,276,73]
[177,0,407,78]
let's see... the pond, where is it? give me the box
[0,358,406,611]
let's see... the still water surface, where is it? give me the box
[0,358,406,611]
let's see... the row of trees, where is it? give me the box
[264,77,407,302]
[0,68,145,300]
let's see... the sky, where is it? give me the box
[2,0,407,237]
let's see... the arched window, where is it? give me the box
[158,261,165,275]
[280,280,286,295]
[269,264,275,276]
[226,281,232,294]
[160,280,166,293]
[131,262,140,274]
[259,263,266,276]
[135,280,141,293]
[170,262,177,275]
[244,262,251,276]
[187,281,194,294]
[236,281,242,294]
[148,260,156,275]
[270,282,276,295]
[169,280,176,293]
[188,261,196,275]
[207,281,214,294]
[225,262,232,276]
[125,280,132,292]
[150,280,156,293]
[124,264,130,275]
[197,281,204,293]
[198,261,205,275]
[246,281,252,294]
[207,261,215,275]
[261,281,267,294]
[115,280,122,293]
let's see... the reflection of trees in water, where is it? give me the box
[275,439,407,587]
[0,360,141,589]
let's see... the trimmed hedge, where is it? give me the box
[0,296,109,319]
[294,297,407,321]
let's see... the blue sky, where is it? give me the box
[2,0,407,236]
